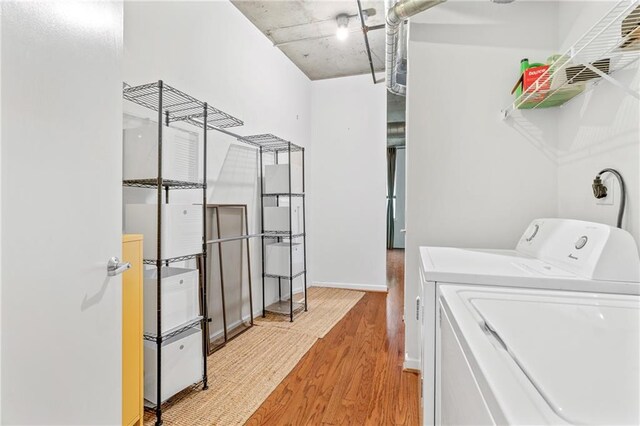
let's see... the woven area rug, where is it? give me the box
[255,286,365,338]
[144,287,365,426]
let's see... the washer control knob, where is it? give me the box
[526,224,540,242]
[575,236,588,250]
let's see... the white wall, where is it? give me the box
[556,2,640,246]
[405,0,640,368]
[123,1,312,319]
[404,1,561,367]
[309,74,387,291]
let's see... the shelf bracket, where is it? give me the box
[582,60,640,100]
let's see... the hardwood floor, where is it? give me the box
[247,249,420,425]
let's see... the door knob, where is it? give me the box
[107,257,131,276]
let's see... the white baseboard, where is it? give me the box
[403,355,421,371]
[312,281,388,293]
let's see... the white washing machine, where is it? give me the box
[418,218,640,425]
[437,285,639,425]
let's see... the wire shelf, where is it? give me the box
[242,134,304,152]
[503,0,640,118]
[143,317,203,342]
[124,82,203,122]
[184,107,244,129]
[123,179,205,190]
[264,270,306,280]
[262,193,305,197]
[143,254,202,265]
[264,299,306,316]
[264,231,305,238]
[123,81,243,129]
[143,380,206,411]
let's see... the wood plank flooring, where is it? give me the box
[247,250,420,425]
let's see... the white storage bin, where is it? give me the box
[264,164,303,194]
[144,267,200,335]
[123,123,200,183]
[144,327,203,404]
[264,206,302,234]
[124,204,202,260]
[265,242,304,277]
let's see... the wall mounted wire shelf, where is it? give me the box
[503,0,640,118]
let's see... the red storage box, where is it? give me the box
[523,65,550,101]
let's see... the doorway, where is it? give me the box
[386,92,406,251]
[393,148,406,249]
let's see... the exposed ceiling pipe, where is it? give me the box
[357,0,379,84]
[386,0,446,95]
[395,19,408,86]
[387,121,406,139]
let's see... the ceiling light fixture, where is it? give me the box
[336,13,349,41]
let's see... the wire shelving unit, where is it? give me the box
[503,0,640,118]
[197,126,309,322]
[124,80,309,422]
[123,80,242,426]
[253,134,308,322]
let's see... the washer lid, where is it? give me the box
[471,295,640,425]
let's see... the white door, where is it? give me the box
[1,3,123,424]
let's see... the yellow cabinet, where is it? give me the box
[122,235,143,426]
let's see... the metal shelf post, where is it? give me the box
[201,103,209,391]
[155,79,163,426]
[259,147,266,318]
[288,143,294,322]
[302,147,308,311]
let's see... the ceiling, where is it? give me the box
[232,0,386,80]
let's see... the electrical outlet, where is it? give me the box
[597,175,615,206]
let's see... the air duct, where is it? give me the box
[387,121,406,139]
[386,0,446,95]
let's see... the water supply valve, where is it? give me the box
[592,176,608,199]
